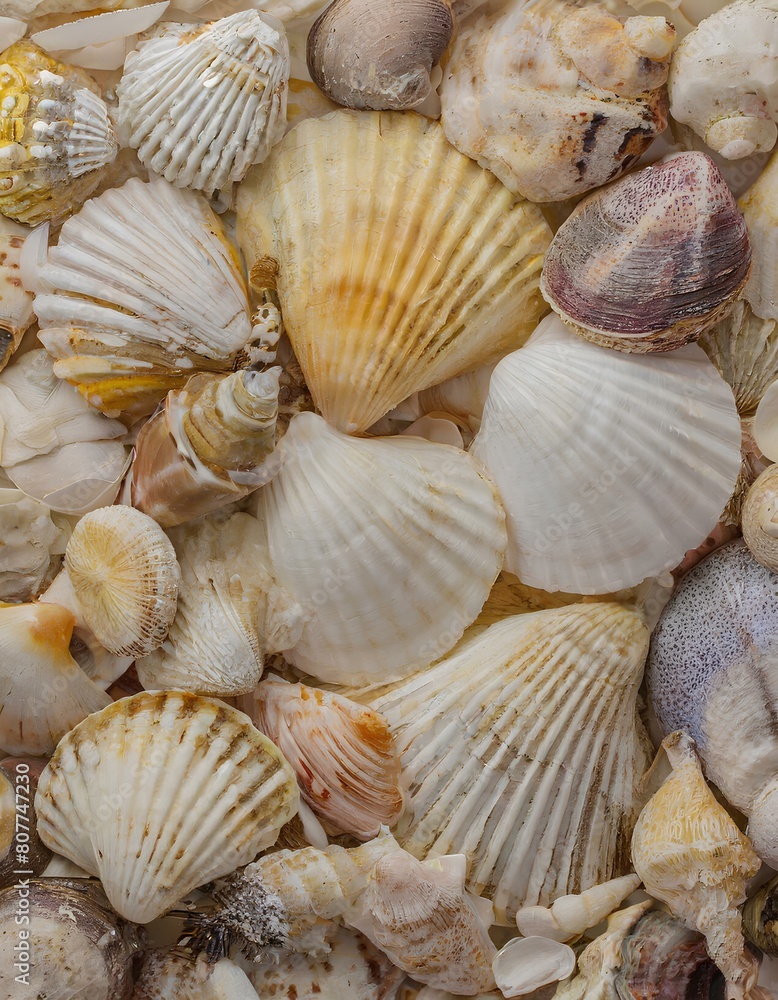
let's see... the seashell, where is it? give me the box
[470,315,742,594]
[33,176,254,420]
[251,411,506,684]
[515,874,641,943]
[236,109,552,434]
[699,301,778,416]
[745,874,778,959]
[307,0,453,110]
[64,505,180,659]
[0,216,33,371]
[34,690,300,923]
[415,363,497,440]
[0,601,111,756]
[132,951,259,1000]
[132,367,281,529]
[755,379,778,463]
[439,0,673,203]
[117,11,290,197]
[285,76,340,131]
[0,487,66,601]
[0,757,51,885]
[631,732,762,995]
[0,40,117,225]
[539,153,752,352]
[350,851,497,994]
[742,465,778,572]
[739,145,778,322]
[647,539,778,868]
[492,937,576,997]
[246,924,405,999]
[0,878,141,1000]
[369,602,652,924]
[669,0,778,159]
[243,675,404,840]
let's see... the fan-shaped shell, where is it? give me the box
[34,176,253,419]
[251,411,506,684]
[117,10,289,196]
[237,109,552,434]
[369,601,651,924]
[34,690,299,923]
[699,300,778,416]
[470,315,742,594]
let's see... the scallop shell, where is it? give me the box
[34,176,253,419]
[236,109,552,434]
[34,690,300,923]
[369,601,651,924]
[699,301,778,416]
[251,411,506,684]
[117,10,289,196]
[470,315,742,594]
[244,675,404,840]
[539,153,752,351]
[0,41,117,225]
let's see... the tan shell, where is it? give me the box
[132,952,259,1000]
[699,300,778,416]
[0,216,33,371]
[742,464,778,571]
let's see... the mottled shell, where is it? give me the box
[540,153,752,351]
[0,41,117,225]
[34,690,299,923]
[742,464,778,572]
[117,11,289,196]
[65,505,180,658]
[237,109,552,434]
[133,952,259,1000]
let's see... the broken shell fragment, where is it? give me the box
[515,873,642,943]
[742,464,778,572]
[0,757,50,885]
[699,300,778,416]
[132,951,259,1000]
[540,153,752,351]
[492,936,576,997]
[0,216,33,371]
[34,690,300,923]
[0,488,66,602]
[744,874,778,958]
[307,0,454,110]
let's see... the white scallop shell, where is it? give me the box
[251,411,506,684]
[471,315,742,594]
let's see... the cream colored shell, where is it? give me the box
[700,300,778,416]
[133,953,259,1000]
[0,216,33,372]
[742,464,778,571]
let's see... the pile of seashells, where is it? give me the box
[2,0,778,995]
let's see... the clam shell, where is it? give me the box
[539,153,752,351]
[34,690,300,922]
[117,11,289,196]
[470,315,742,594]
[370,602,651,924]
[699,300,778,416]
[251,411,506,684]
[237,109,552,434]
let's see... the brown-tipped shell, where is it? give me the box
[540,152,752,352]
[0,758,51,885]
[742,464,778,571]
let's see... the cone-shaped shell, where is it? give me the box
[251,411,506,683]
[237,110,552,434]
[245,675,404,839]
[699,300,778,416]
[34,177,253,419]
[65,505,180,658]
[369,602,651,924]
[540,153,752,352]
[470,315,742,594]
[515,873,642,942]
[117,11,289,197]
[34,690,300,923]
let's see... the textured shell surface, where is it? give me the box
[0,40,117,225]
[251,410,506,684]
[0,488,66,602]
[739,145,778,322]
[0,215,33,371]
[699,300,778,416]
[34,689,300,923]
[34,176,253,418]
[369,602,651,924]
[132,952,259,1000]
[236,109,552,434]
[743,464,778,573]
[117,10,290,197]
[470,315,742,594]
[439,0,673,203]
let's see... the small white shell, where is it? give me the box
[492,936,576,997]
[515,874,642,942]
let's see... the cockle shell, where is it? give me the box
[743,465,778,572]
[0,487,66,601]
[250,411,506,684]
[631,732,762,995]
[33,176,254,419]
[439,0,674,204]
[0,40,117,225]
[699,301,778,416]
[0,216,32,371]
[470,315,742,594]
[117,10,289,196]
[132,367,281,528]
[237,109,552,434]
[244,675,404,839]
[132,952,259,1000]
[34,690,300,923]
[540,153,752,351]
[369,602,651,924]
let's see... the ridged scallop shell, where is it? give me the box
[244,675,404,839]
[117,11,289,196]
[34,690,299,923]
[539,153,752,351]
[470,315,742,594]
[237,109,552,434]
[251,411,506,684]
[34,176,253,419]
[0,41,117,225]
[699,300,778,416]
[369,602,651,924]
